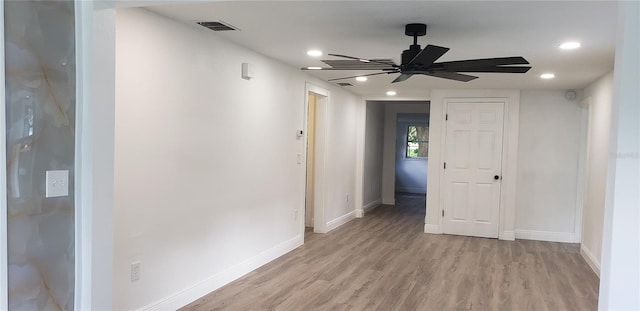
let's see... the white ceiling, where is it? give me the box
[144,1,618,99]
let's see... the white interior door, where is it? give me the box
[442,102,504,238]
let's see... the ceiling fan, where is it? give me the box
[302,23,531,83]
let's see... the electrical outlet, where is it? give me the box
[131,261,141,282]
[346,194,350,202]
[293,209,298,220]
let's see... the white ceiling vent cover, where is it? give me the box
[196,21,239,31]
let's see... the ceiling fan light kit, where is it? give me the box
[302,23,532,84]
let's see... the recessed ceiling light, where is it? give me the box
[386,91,397,96]
[559,41,581,50]
[540,73,555,79]
[307,66,322,70]
[307,50,323,57]
[355,76,368,82]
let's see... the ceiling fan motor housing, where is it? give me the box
[402,23,428,67]
[405,23,427,37]
[402,47,422,67]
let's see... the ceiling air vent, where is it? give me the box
[196,21,239,31]
[337,82,353,87]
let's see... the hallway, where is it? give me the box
[181,194,599,310]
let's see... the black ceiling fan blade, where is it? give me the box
[328,54,399,67]
[301,67,387,71]
[422,71,478,82]
[408,45,450,67]
[392,73,413,83]
[436,56,529,70]
[444,66,532,73]
[328,71,397,82]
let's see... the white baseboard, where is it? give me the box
[141,235,304,311]
[363,199,381,214]
[424,224,441,234]
[396,187,426,194]
[325,211,356,232]
[500,230,516,241]
[356,199,381,218]
[580,245,601,277]
[382,198,395,205]
[515,229,575,243]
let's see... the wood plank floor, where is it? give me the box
[181,194,599,311]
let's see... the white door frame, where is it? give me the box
[574,96,592,243]
[0,2,8,309]
[75,1,98,309]
[303,83,330,234]
[79,6,116,310]
[425,90,519,240]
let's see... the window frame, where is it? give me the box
[405,124,429,159]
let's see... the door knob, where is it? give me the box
[494,175,500,180]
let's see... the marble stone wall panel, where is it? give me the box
[4,1,76,310]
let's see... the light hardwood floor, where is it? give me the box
[181,194,599,311]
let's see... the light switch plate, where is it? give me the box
[45,170,69,198]
[131,261,141,282]
[241,62,254,80]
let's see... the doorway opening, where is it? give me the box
[369,101,429,209]
[394,113,429,198]
[304,84,329,239]
[305,91,318,235]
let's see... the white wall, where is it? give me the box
[381,102,430,204]
[395,114,428,194]
[361,101,385,215]
[324,87,361,223]
[114,8,362,310]
[599,1,640,309]
[515,91,583,242]
[580,72,614,275]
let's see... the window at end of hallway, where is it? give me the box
[407,125,429,158]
